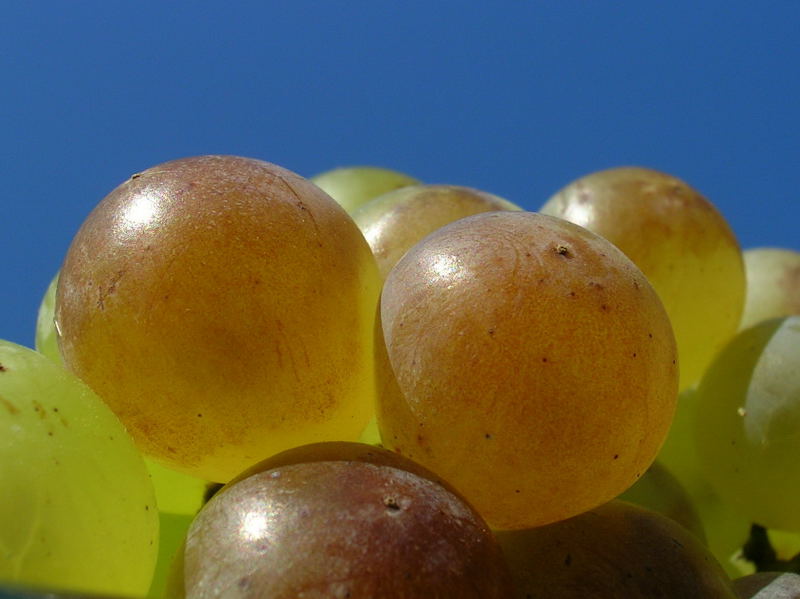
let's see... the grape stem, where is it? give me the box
[742,524,800,573]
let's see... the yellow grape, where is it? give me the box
[541,166,746,390]
[310,165,419,214]
[55,155,382,483]
[377,211,678,529]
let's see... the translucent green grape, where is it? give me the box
[34,273,61,366]
[0,340,158,596]
[310,165,419,214]
[695,316,800,532]
[740,247,800,331]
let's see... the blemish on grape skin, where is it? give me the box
[0,362,6,372]
[0,395,19,415]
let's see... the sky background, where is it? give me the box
[2,2,798,349]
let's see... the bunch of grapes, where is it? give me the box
[2,156,799,598]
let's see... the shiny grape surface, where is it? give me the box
[695,316,800,532]
[740,248,800,331]
[353,183,520,278]
[55,155,382,483]
[541,166,746,390]
[377,211,678,529]
[0,341,158,597]
[310,165,419,214]
[183,459,514,598]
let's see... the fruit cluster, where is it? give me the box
[2,156,799,598]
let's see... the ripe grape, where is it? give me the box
[310,165,419,214]
[695,316,800,532]
[740,248,800,331]
[353,183,520,278]
[377,211,678,529]
[495,500,736,598]
[182,456,514,598]
[55,155,382,483]
[540,166,745,390]
[0,340,158,596]
[36,271,211,515]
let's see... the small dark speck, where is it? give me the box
[541,357,548,363]
[145,505,149,511]
[197,413,203,418]
[484,433,492,439]
[488,328,495,337]
[556,244,570,256]
[601,304,610,311]
[0,363,6,372]
[514,489,521,494]
[109,436,114,441]
[648,333,653,339]
[384,497,401,511]
[613,454,619,460]
[130,173,142,179]
[564,553,572,566]
[632,352,637,358]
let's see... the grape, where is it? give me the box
[34,274,61,365]
[740,248,800,331]
[376,211,678,529]
[495,500,736,598]
[733,572,800,598]
[540,166,746,390]
[695,316,800,531]
[617,459,706,542]
[353,183,520,278]
[181,457,514,598]
[146,512,194,599]
[658,388,754,575]
[55,155,382,483]
[310,165,419,214]
[0,340,158,596]
[35,271,210,515]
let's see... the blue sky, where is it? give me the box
[2,2,798,348]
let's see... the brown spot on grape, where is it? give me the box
[0,396,19,414]
[601,304,610,311]
[33,400,46,419]
[613,454,619,460]
[564,554,572,566]
[0,363,6,372]
[383,496,401,511]
[488,328,495,337]
[556,244,570,256]
[484,433,492,439]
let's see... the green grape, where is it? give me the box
[146,512,194,599]
[34,274,61,365]
[740,248,800,331]
[377,211,678,529]
[35,270,209,515]
[0,340,158,596]
[695,316,800,532]
[357,415,381,446]
[659,386,762,576]
[310,165,419,214]
[55,156,382,483]
[353,184,520,278]
[617,459,706,542]
[541,166,746,390]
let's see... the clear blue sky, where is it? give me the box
[2,2,798,348]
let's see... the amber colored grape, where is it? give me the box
[55,155,382,482]
[541,166,745,390]
[377,211,678,529]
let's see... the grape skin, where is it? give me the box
[0,341,158,596]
